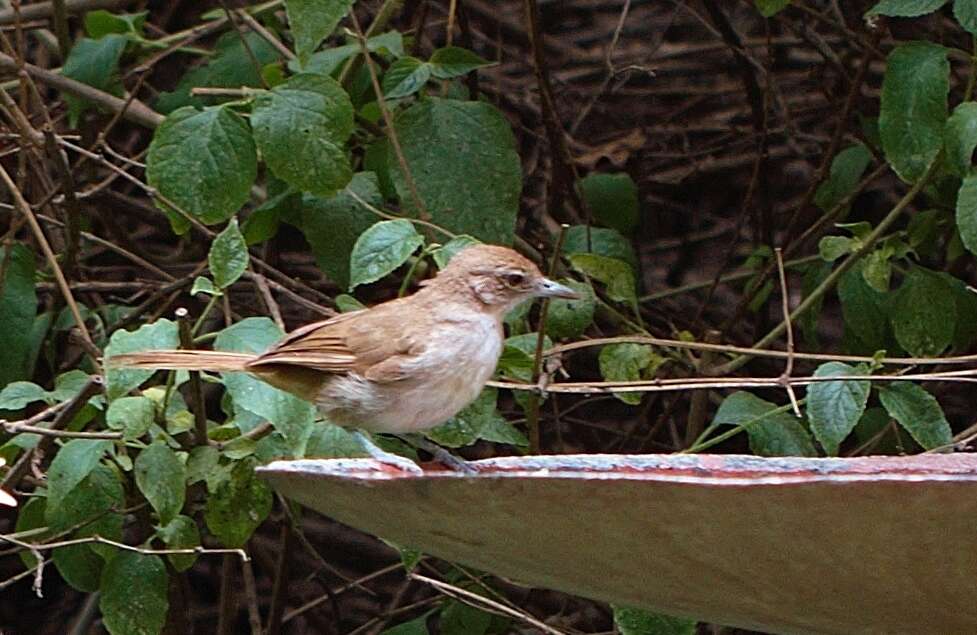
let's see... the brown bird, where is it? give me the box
[109,244,579,472]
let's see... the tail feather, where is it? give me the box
[107,350,254,372]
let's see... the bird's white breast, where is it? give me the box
[318,312,503,434]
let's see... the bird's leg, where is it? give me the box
[353,430,423,475]
[398,434,477,474]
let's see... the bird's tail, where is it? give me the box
[106,350,254,372]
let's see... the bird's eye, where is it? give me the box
[504,272,526,287]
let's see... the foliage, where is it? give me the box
[4,1,977,633]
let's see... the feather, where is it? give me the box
[107,350,253,372]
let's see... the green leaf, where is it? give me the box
[0,381,48,410]
[348,219,424,290]
[305,422,367,457]
[85,10,146,38]
[941,271,977,350]
[190,276,220,297]
[100,552,169,635]
[335,294,367,313]
[382,57,432,99]
[890,266,955,357]
[432,235,481,269]
[567,253,636,305]
[955,172,977,256]
[135,441,187,526]
[156,515,200,572]
[861,248,893,293]
[389,98,522,244]
[599,343,660,406]
[285,0,355,60]
[156,32,280,114]
[837,264,889,352]
[105,319,180,399]
[215,318,316,453]
[298,31,404,75]
[15,497,48,569]
[186,445,221,485]
[205,459,273,547]
[957,0,977,34]
[545,279,596,340]
[712,392,817,457]
[818,235,856,262]
[0,244,37,387]
[106,395,155,440]
[579,172,640,235]
[613,605,697,635]
[814,144,872,212]
[878,382,952,449]
[868,0,949,16]
[301,172,383,289]
[251,73,354,196]
[427,388,527,448]
[806,362,870,455]
[944,102,977,176]
[440,600,492,635]
[879,42,949,183]
[46,439,112,510]
[62,35,127,123]
[429,46,493,79]
[49,465,125,591]
[209,219,249,289]
[146,106,257,225]
[562,225,638,271]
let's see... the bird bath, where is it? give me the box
[257,453,977,634]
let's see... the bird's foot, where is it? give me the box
[353,431,423,475]
[398,434,478,475]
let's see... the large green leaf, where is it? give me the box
[156,32,280,113]
[613,605,696,635]
[568,253,636,305]
[955,172,977,256]
[562,225,638,271]
[426,388,527,448]
[837,264,889,353]
[205,459,273,548]
[598,343,660,405]
[579,172,640,235]
[879,42,949,183]
[806,362,870,455]
[389,98,521,244]
[156,514,201,572]
[146,106,257,225]
[878,382,952,450]
[104,319,179,399]
[106,395,155,441]
[814,144,872,212]
[382,57,432,99]
[0,244,36,387]
[957,0,977,34]
[45,439,113,510]
[348,219,424,290]
[100,552,169,635]
[215,318,316,452]
[61,35,127,123]
[135,441,187,526]
[301,172,383,289]
[712,392,817,457]
[252,73,354,196]
[545,279,596,340]
[890,266,955,357]
[868,0,949,16]
[944,102,977,176]
[209,218,249,289]
[285,0,355,61]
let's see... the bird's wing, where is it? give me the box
[246,302,426,381]
[247,311,363,372]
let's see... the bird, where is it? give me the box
[108,244,579,473]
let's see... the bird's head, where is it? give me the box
[432,244,580,314]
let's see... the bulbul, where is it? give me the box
[109,244,579,472]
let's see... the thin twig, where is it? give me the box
[774,248,801,417]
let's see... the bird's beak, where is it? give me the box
[535,277,581,300]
